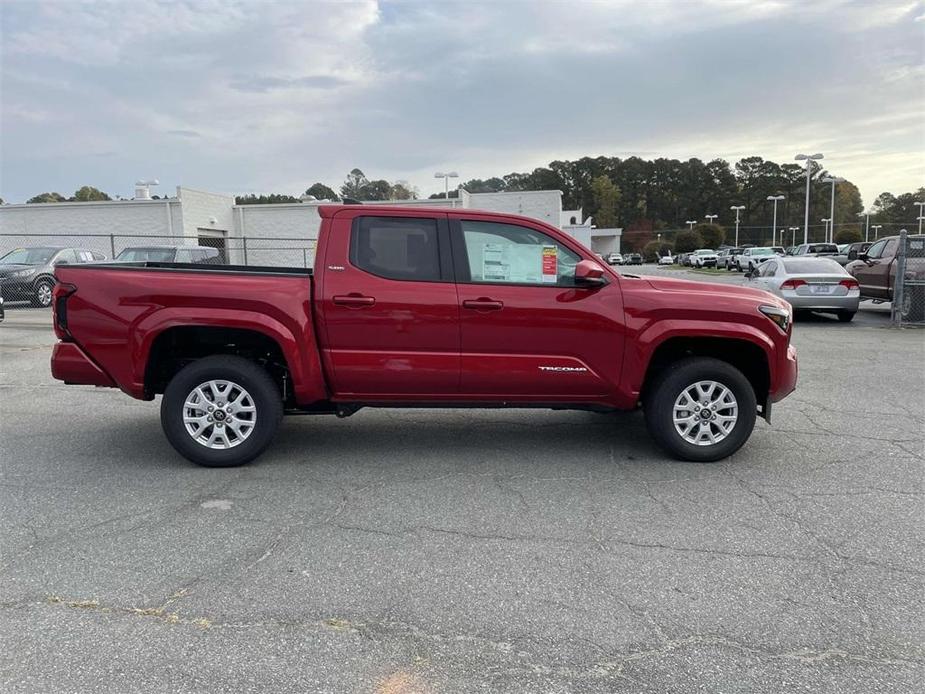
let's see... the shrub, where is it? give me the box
[674,229,704,253]
[694,223,725,249]
[834,227,862,244]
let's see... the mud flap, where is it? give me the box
[761,397,772,424]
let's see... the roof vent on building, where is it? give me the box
[134,179,160,200]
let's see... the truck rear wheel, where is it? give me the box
[161,355,283,467]
[643,357,757,462]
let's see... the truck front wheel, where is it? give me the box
[643,357,757,462]
[161,355,283,467]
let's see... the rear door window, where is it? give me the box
[350,216,443,282]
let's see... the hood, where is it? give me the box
[641,275,783,304]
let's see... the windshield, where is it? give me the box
[116,248,177,262]
[0,247,58,265]
[808,244,837,253]
[694,249,715,254]
[751,247,775,254]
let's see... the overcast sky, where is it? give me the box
[1,0,923,207]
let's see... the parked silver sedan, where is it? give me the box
[745,256,860,322]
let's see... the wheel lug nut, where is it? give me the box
[207,406,213,412]
[207,416,213,422]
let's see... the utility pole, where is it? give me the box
[767,195,784,246]
[795,153,824,244]
[730,206,745,246]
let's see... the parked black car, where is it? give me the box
[0,246,105,307]
[625,253,643,265]
[114,245,223,264]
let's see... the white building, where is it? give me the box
[0,185,621,266]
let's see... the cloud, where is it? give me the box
[0,0,922,205]
[229,75,350,93]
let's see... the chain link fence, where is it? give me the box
[891,229,925,327]
[0,233,317,269]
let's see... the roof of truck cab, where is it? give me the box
[316,204,554,224]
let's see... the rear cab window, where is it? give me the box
[350,216,449,282]
[454,219,582,286]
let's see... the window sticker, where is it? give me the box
[481,243,545,283]
[541,245,558,283]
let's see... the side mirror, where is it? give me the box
[857,252,869,261]
[745,269,757,279]
[847,250,858,261]
[54,259,69,266]
[575,259,606,286]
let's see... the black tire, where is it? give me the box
[837,311,855,323]
[643,357,757,462]
[160,355,283,467]
[32,278,55,308]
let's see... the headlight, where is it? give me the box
[759,304,791,333]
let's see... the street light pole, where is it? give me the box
[857,211,870,242]
[795,153,824,245]
[872,224,882,240]
[767,195,784,246]
[821,218,831,240]
[686,220,697,230]
[788,226,799,247]
[434,171,459,200]
[821,176,844,243]
[915,201,925,234]
[730,205,745,246]
[705,214,718,226]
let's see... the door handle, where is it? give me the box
[462,298,503,311]
[333,294,375,308]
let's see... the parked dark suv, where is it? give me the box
[0,246,105,307]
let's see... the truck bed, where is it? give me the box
[52,261,324,404]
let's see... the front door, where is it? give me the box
[852,238,894,299]
[450,215,625,400]
[319,211,460,398]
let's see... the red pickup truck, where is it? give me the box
[50,205,797,467]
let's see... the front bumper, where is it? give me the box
[51,342,116,387]
[0,278,35,300]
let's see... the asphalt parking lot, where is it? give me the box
[1,273,923,693]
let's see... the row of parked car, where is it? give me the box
[0,244,222,308]
[669,241,876,273]
[741,235,924,322]
[597,252,642,266]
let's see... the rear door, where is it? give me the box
[450,214,625,399]
[319,211,459,397]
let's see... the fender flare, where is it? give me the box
[624,320,775,399]
[130,307,327,404]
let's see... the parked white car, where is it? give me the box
[690,249,718,268]
[605,253,623,265]
[745,256,860,322]
[658,254,675,265]
[736,246,783,272]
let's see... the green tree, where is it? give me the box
[304,183,338,200]
[834,228,862,243]
[235,193,300,204]
[591,175,621,228]
[674,229,704,253]
[27,192,67,203]
[340,168,368,199]
[694,223,725,249]
[72,186,111,201]
[362,179,393,201]
[390,181,417,200]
